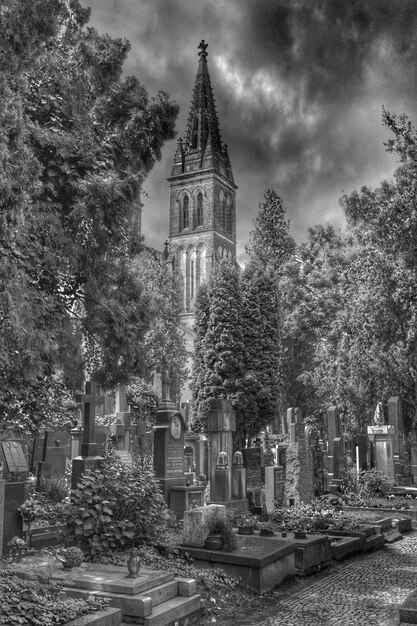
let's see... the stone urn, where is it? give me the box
[127,548,141,578]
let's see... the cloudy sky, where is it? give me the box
[81,0,417,263]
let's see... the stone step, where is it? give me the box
[67,607,122,626]
[55,565,203,626]
[65,580,180,619]
[132,594,202,626]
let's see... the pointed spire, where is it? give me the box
[184,40,223,156]
[169,41,235,185]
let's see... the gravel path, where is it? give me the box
[250,532,417,626]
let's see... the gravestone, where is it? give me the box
[356,434,368,471]
[265,465,284,511]
[388,396,407,480]
[36,431,68,488]
[0,441,29,475]
[326,406,341,484]
[329,436,344,493]
[367,424,395,484]
[185,433,209,480]
[72,381,104,489]
[153,379,199,519]
[286,407,303,440]
[242,447,264,490]
[232,451,246,500]
[410,442,417,483]
[0,441,27,556]
[155,399,205,518]
[154,402,187,501]
[206,399,248,511]
[282,411,316,505]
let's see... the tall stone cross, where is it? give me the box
[76,381,101,458]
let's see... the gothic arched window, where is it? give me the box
[182,195,189,229]
[221,199,226,231]
[196,192,203,226]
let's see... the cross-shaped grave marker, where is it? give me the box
[76,381,101,457]
[72,380,105,489]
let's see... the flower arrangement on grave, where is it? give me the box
[272,501,371,534]
[234,512,256,533]
[258,521,275,536]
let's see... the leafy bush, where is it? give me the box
[0,564,107,625]
[357,469,390,497]
[68,453,174,557]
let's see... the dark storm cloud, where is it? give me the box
[81,0,417,259]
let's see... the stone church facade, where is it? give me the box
[164,41,238,404]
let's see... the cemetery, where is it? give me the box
[3,3,417,626]
[2,387,417,625]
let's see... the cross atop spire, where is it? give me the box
[198,39,208,55]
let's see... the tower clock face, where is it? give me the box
[170,415,182,439]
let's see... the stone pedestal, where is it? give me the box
[169,485,205,520]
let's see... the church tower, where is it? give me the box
[167,40,237,337]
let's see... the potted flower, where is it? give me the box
[234,513,256,535]
[258,522,275,537]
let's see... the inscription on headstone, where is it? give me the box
[1,441,28,474]
[242,447,264,489]
[274,466,285,502]
[166,443,184,475]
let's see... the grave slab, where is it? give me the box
[54,565,174,596]
[327,535,362,561]
[181,534,296,595]
[290,533,332,575]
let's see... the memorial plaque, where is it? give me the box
[1,441,28,474]
[166,443,184,476]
